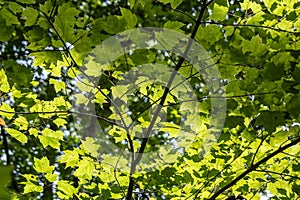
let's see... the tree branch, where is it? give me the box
[0,109,121,127]
[191,140,254,199]
[125,0,211,199]
[154,0,197,23]
[207,136,300,200]
[255,169,300,180]
[203,21,300,35]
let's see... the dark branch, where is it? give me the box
[207,136,300,199]
[126,1,211,199]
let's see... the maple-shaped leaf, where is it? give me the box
[58,150,79,168]
[33,157,55,173]
[73,157,94,180]
[80,137,100,158]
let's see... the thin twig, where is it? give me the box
[0,109,122,127]
[203,21,300,34]
[255,169,300,180]
[154,0,196,23]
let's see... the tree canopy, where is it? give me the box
[0,0,300,199]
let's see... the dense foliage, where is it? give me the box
[0,0,300,199]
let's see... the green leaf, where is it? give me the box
[120,7,137,28]
[3,60,34,87]
[24,27,49,50]
[240,0,262,13]
[54,2,80,41]
[53,118,68,127]
[0,166,13,200]
[128,0,135,9]
[0,7,19,26]
[18,0,35,4]
[27,125,38,135]
[93,88,109,106]
[23,174,38,182]
[49,78,65,93]
[5,128,27,143]
[22,7,39,26]
[39,0,52,15]
[224,116,245,129]
[38,128,64,149]
[23,182,43,194]
[108,126,128,143]
[170,0,182,9]
[58,150,79,168]
[242,35,268,56]
[241,129,257,141]
[33,157,55,173]
[255,111,285,132]
[270,131,291,147]
[210,3,228,21]
[129,49,156,65]
[263,0,276,10]
[57,180,78,199]
[74,93,88,105]
[0,17,14,42]
[45,173,58,182]
[196,25,223,45]
[84,60,102,77]
[0,69,10,93]
[54,96,72,109]
[13,116,28,130]
[164,21,185,31]
[9,2,23,14]
[286,94,300,117]
[157,0,182,9]
[101,16,126,34]
[30,100,57,118]
[80,137,100,158]
[73,157,94,180]
[160,122,180,137]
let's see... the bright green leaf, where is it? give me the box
[5,128,27,143]
[57,180,78,199]
[81,137,100,158]
[210,3,228,21]
[73,157,94,180]
[34,157,55,173]
[58,150,79,168]
[13,116,28,130]
[23,182,43,194]
[45,173,58,182]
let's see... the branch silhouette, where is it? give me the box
[207,136,300,199]
[126,0,213,199]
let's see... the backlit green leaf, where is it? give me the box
[73,157,94,180]
[81,137,100,158]
[210,3,228,21]
[5,128,27,143]
[33,157,54,173]
[58,150,79,168]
